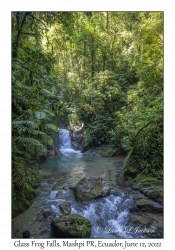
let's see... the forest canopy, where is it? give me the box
[12,12,163,216]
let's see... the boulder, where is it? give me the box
[131,177,163,205]
[129,213,153,226]
[51,214,92,238]
[135,199,163,212]
[36,210,56,222]
[54,148,61,156]
[141,187,163,205]
[130,193,163,213]
[59,202,71,215]
[69,124,85,150]
[74,177,110,202]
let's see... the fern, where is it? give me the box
[41,134,54,147]
[14,137,47,152]
[17,127,45,136]
[41,88,57,98]
[45,123,58,132]
[44,109,55,117]
[12,120,38,129]
[12,163,26,188]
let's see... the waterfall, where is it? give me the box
[59,129,71,149]
[58,128,82,155]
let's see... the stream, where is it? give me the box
[12,129,163,239]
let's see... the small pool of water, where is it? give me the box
[12,150,163,239]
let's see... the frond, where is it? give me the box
[44,109,55,117]
[45,123,58,132]
[41,134,54,147]
[12,120,38,129]
[17,126,45,136]
[14,137,47,152]
[12,163,26,188]
[41,88,57,98]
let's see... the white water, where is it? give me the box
[12,129,163,238]
[58,129,82,155]
[46,189,133,238]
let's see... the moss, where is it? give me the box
[130,175,163,204]
[124,165,139,179]
[101,147,116,157]
[51,214,92,238]
[134,177,162,190]
[142,187,163,203]
[12,168,40,217]
[136,199,154,211]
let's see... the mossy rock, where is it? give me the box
[59,202,71,215]
[54,148,61,156]
[25,188,36,200]
[101,147,116,157]
[132,176,163,204]
[124,166,139,178]
[141,187,163,204]
[129,213,153,226]
[52,183,62,191]
[134,177,162,189]
[51,214,92,238]
[74,177,110,202]
[136,199,163,212]
[81,140,92,153]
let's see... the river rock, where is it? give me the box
[131,177,163,205]
[129,213,153,226]
[59,202,71,215]
[54,148,61,156]
[135,199,163,212]
[36,210,56,222]
[51,214,92,238]
[140,187,163,205]
[74,177,110,202]
[69,124,85,150]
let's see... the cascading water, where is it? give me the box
[12,131,163,239]
[59,129,71,149]
[58,128,81,155]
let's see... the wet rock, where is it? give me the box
[74,177,110,202]
[69,125,85,150]
[131,177,163,205]
[52,183,62,191]
[83,144,126,157]
[130,192,163,213]
[51,214,92,238]
[132,193,146,200]
[54,148,61,156]
[135,199,163,212]
[43,211,55,219]
[130,213,153,226]
[59,202,71,215]
[110,189,122,196]
[47,148,61,157]
[141,187,163,205]
[36,210,56,222]
[130,200,139,212]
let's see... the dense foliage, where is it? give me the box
[12,12,163,215]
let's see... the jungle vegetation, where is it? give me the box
[12,12,163,216]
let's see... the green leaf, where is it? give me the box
[44,109,55,117]
[12,120,38,128]
[14,137,47,152]
[35,111,46,119]
[45,123,58,132]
